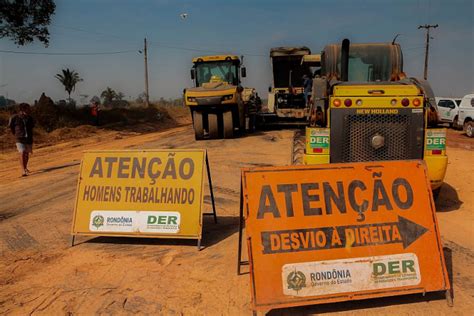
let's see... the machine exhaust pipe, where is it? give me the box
[341,38,350,81]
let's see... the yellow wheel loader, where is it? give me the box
[299,39,447,197]
[184,55,255,140]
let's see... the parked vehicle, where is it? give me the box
[457,94,474,137]
[436,97,462,128]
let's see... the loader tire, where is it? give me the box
[208,113,219,139]
[193,111,204,140]
[223,111,234,139]
[291,129,305,165]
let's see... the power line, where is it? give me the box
[403,46,425,51]
[404,51,426,59]
[52,24,137,43]
[0,49,138,56]
[146,41,266,56]
[51,23,267,57]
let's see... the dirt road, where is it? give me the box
[0,125,473,315]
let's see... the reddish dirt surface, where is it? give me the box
[0,124,473,315]
[446,128,473,150]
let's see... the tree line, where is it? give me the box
[1,2,185,109]
[54,68,166,108]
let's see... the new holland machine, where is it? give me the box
[296,39,447,197]
[184,55,255,140]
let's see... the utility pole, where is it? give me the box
[143,38,150,107]
[418,24,438,80]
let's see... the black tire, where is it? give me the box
[208,113,219,139]
[465,121,474,138]
[223,111,234,139]
[450,115,458,129]
[432,187,441,201]
[291,129,305,165]
[192,111,204,140]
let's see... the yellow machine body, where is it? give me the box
[304,84,447,190]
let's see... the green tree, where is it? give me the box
[101,87,117,105]
[55,68,83,103]
[0,95,6,107]
[0,0,56,46]
[116,91,125,101]
[135,92,146,104]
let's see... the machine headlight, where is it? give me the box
[187,97,196,102]
[222,94,233,101]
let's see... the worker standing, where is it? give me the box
[303,74,313,107]
[237,86,246,133]
[90,97,100,126]
[247,93,262,133]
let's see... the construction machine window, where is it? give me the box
[195,61,238,86]
[272,57,311,88]
[338,46,392,82]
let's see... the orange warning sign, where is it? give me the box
[240,160,450,311]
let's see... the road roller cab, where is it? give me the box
[184,55,254,140]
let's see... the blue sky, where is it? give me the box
[0,0,473,103]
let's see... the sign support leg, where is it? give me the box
[197,238,202,251]
[70,235,76,247]
[206,152,217,224]
[237,180,244,275]
[446,289,453,307]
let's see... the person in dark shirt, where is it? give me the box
[8,103,35,177]
[247,92,262,133]
[90,100,100,126]
[303,74,313,106]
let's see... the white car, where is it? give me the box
[435,97,462,128]
[457,94,474,137]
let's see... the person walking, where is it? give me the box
[8,103,35,177]
[303,74,313,106]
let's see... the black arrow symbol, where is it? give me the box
[397,215,429,249]
[260,216,429,254]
